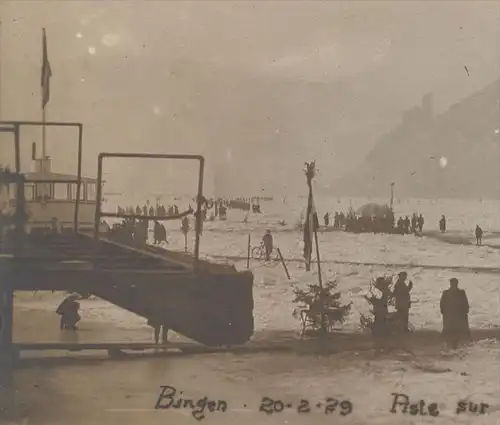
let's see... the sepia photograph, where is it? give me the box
[0,1,499,424]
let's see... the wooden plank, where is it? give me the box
[16,342,188,351]
[14,265,186,274]
[15,342,292,355]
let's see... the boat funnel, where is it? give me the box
[33,156,51,174]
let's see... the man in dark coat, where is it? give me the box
[475,225,483,246]
[262,230,273,261]
[439,215,446,233]
[418,214,424,232]
[392,271,413,332]
[440,278,470,349]
[153,221,161,244]
[411,214,417,233]
[403,216,411,234]
[159,223,167,244]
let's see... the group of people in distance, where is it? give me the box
[366,272,470,349]
[321,210,428,235]
[396,213,425,234]
[117,203,178,218]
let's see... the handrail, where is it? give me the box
[24,179,81,184]
[94,153,205,264]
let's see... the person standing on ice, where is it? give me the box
[364,277,391,347]
[475,225,483,246]
[411,214,418,233]
[392,272,413,332]
[181,216,190,252]
[439,215,446,233]
[154,221,166,244]
[418,214,424,232]
[262,230,273,261]
[324,212,330,227]
[403,216,411,234]
[440,278,470,349]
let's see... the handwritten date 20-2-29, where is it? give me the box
[259,396,353,416]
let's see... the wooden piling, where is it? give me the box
[0,254,15,386]
[277,248,291,280]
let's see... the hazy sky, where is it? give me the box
[0,1,499,196]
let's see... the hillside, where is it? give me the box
[332,79,500,199]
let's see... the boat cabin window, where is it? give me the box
[34,183,52,201]
[53,183,68,200]
[69,183,85,201]
[1,184,33,202]
[24,184,35,201]
[87,183,97,201]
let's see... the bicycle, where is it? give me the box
[251,242,280,261]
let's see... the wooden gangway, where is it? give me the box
[11,231,254,347]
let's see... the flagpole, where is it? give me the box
[41,27,51,160]
[390,182,395,210]
[42,106,46,158]
[41,28,46,159]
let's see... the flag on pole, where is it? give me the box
[303,189,317,271]
[41,28,52,109]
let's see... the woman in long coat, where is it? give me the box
[440,278,470,349]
